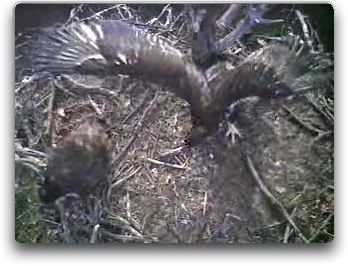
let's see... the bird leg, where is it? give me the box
[225,121,242,145]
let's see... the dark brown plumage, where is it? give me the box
[39,116,113,203]
[19,18,323,144]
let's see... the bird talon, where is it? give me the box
[225,122,242,145]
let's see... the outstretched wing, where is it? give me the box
[198,37,331,133]
[17,19,207,104]
[17,19,329,139]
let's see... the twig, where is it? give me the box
[107,213,143,237]
[44,88,55,139]
[15,161,42,176]
[116,4,133,20]
[305,94,334,125]
[15,144,47,158]
[174,155,186,167]
[112,166,141,189]
[308,213,334,242]
[15,205,39,220]
[55,75,118,98]
[246,155,310,243]
[147,4,171,26]
[65,4,84,25]
[305,13,323,52]
[15,156,46,168]
[260,220,285,229]
[169,10,184,31]
[126,191,131,220]
[176,20,186,36]
[314,130,333,143]
[15,81,31,94]
[21,118,36,147]
[142,164,155,186]
[158,146,187,158]
[189,4,225,65]
[101,230,155,242]
[34,90,52,108]
[283,225,293,244]
[202,191,208,216]
[90,224,100,244]
[216,4,243,30]
[149,126,161,159]
[113,164,132,182]
[120,91,149,125]
[80,4,121,22]
[283,207,297,243]
[129,22,167,30]
[282,104,333,143]
[144,157,190,170]
[215,4,275,53]
[88,95,102,116]
[282,104,322,135]
[41,219,60,226]
[53,79,78,98]
[295,10,313,51]
[113,91,159,165]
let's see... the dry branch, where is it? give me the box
[44,88,55,141]
[308,213,334,242]
[159,146,187,158]
[246,155,310,243]
[282,104,323,135]
[112,166,142,189]
[55,75,119,97]
[144,157,190,170]
[216,4,242,30]
[113,91,159,165]
[101,230,156,242]
[88,95,103,116]
[90,224,100,243]
[106,213,143,237]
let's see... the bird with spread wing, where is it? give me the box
[16,4,330,144]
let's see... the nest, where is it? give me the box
[15,4,334,243]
